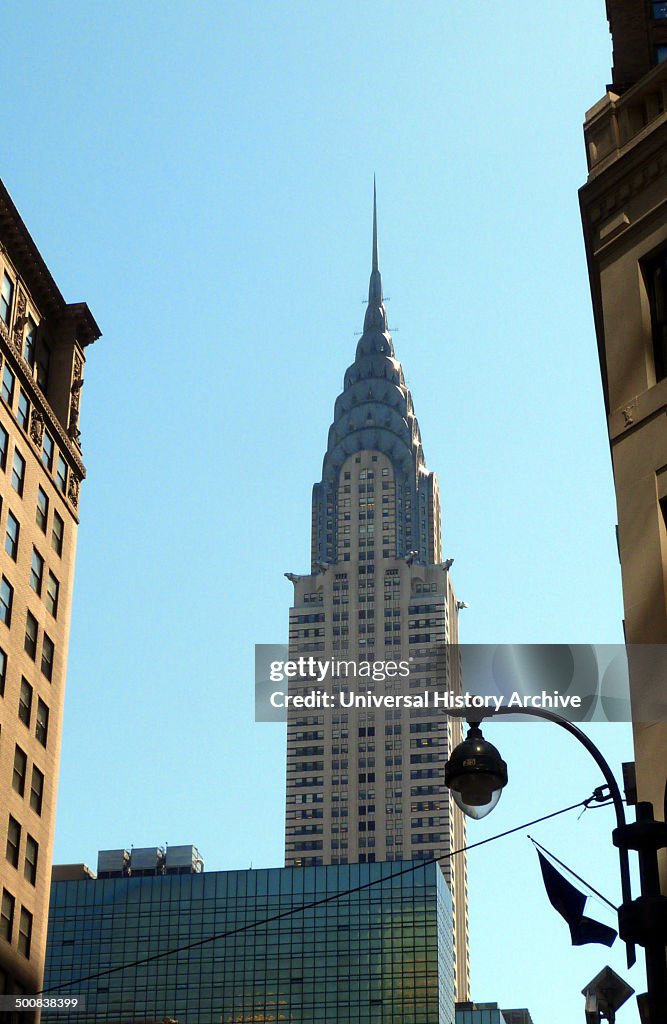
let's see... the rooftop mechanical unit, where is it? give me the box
[95,844,204,879]
[130,847,165,876]
[165,845,204,875]
[97,849,130,878]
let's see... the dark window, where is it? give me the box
[35,699,49,747]
[30,549,44,596]
[0,426,7,471]
[5,512,19,560]
[653,1,667,17]
[658,44,667,63]
[36,343,50,393]
[17,390,29,431]
[41,634,54,681]
[18,907,32,958]
[24,612,38,660]
[23,320,36,367]
[12,747,27,796]
[55,455,67,493]
[646,248,667,381]
[11,450,25,496]
[41,432,54,472]
[0,577,13,626]
[36,488,48,532]
[24,835,38,886]
[29,767,43,815]
[0,648,6,697]
[0,274,13,325]
[5,817,20,868]
[46,572,59,618]
[51,511,64,556]
[18,678,32,727]
[23,835,37,884]
[1,366,15,407]
[0,890,14,942]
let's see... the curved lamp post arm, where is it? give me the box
[447,705,634,965]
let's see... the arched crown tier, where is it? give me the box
[311,184,441,569]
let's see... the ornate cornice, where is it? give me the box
[0,333,86,512]
[0,179,100,346]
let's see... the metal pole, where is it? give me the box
[454,708,631,937]
[630,803,667,1024]
[450,705,635,966]
[448,705,667,1020]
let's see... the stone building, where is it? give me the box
[579,1,667,888]
[0,178,100,1009]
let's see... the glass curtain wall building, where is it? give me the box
[45,856,455,1024]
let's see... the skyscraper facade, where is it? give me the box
[45,852,456,1024]
[579,3,667,890]
[0,179,100,1008]
[284,192,470,999]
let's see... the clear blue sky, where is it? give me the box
[2,3,641,1021]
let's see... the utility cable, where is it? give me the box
[40,794,598,994]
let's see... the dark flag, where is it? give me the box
[537,851,617,947]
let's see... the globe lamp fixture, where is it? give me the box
[444,723,508,820]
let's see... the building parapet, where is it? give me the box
[584,59,667,175]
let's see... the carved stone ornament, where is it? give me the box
[12,289,27,352]
[68,355,84,441]
[30,409,45,447]
[69,383,81,434]
[67,473,80,509]
[621,401,637,427]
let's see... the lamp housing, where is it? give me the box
[444,723,508,819]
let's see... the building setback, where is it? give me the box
[0,179,100,1010]
[579,2,667,894]
[284,190,470,999]
[456,1005,534,1024]
[45,849,456,1024]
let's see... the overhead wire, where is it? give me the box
[40,793,601,994]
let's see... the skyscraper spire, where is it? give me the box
[285,190,470,1002]
[372,175,379,271]
[365,178,385,329]
[313,188,437,565]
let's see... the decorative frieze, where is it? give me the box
[587,148,667,226]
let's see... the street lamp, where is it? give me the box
[444,707,667,1024]
[444,722,507,819]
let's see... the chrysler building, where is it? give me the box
[284,188,470,999]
